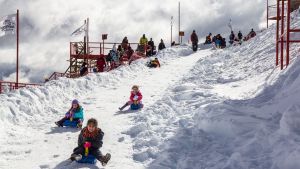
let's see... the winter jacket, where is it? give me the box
[130,91,143,102]
[140,37,148,45]
[69,106,84,120]
[238,32,243,40]
[191,32,198,44]
[78,127,104,149]
[158,42,166,50]
[148,40,155,48]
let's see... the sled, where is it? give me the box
[130,103,143,110]
[63,120,79,127]
[77,154,97,164]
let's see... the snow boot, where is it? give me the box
[100,153,111,166]
[119,103,128,111]
[77,123,82,129]
[55,121,63,127]
[70,154,82,161]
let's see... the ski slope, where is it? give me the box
[1,12,300,169]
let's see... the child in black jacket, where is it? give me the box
[70,118,111,166]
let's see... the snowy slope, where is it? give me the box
[1,11,300,169]
[0,46,212,169]
[127,13,300,169]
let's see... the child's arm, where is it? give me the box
[137,92,143,101]
[78,130,85,147]
[91,130,104,149]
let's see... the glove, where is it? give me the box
[84,142,91,148]
[133,95,139,101]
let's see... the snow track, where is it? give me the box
[0,46,212,169]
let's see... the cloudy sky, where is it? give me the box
[0,0,268,82]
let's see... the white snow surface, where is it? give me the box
[1,13,300,169]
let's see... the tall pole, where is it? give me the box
[287,0,291,67]
[276,0,279,66]
[281,0,284,70]
[171,16,173,46]
[86,18,89,54]
[267,0,269,28]
[178,2,180,44]
[16,9,19,88]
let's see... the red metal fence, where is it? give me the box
[0,81,41,94]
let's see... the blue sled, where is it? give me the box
[77,154,97,164]
[130,103,143,110]
[63,120,78,127]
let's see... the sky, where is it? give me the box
[0,0,267,83]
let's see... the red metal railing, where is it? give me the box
[0,81,41,94]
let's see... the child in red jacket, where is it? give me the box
[119,85,143,111]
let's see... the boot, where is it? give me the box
[119,103,128,111]
[100,153,111,166]
[70,154,82,161]
[55,121,63,127]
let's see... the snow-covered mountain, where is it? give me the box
[1,10,300,169]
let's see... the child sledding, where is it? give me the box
[147,58,161,68]
[70,118,111,166]
[119,85,143,111]
[55,99,84,128]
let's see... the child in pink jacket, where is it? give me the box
[119,85,143,111]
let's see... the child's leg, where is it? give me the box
[119,101,132,110]
[56,116,69,126]
[72,146,85,156]
[89,149,103,161]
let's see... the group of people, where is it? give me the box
[55,85,144,166]
[90,35,166,73]
[190,28,257,51]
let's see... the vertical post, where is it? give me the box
[178,1,180,44]
[281,0,284,70]
[171,16,173,46]
[276,0,279,66]
[100,42,102,55]
[267,0,269,28]
[16,9,19,88]
[286,0,291,67]
[86,18,89,55]
[69,42,72,74]
[103,39,105,54]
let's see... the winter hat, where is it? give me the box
[72,99,79,105]
[87,118,98,127]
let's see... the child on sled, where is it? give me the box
[55,99,84,128]
[70,118,111,166]
[119,85,143,111]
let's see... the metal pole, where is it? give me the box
[281,0,284,70]
[267,0,269,28]
[178,1,180,44]
[16,9,19,88]
[276,0,279,66]
[171,16,173,46]
[286,0,291,67]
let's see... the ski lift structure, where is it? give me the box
[267,0,300,69]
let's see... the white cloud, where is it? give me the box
[0,0,267,82]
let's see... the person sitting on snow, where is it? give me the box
[204,33,212,44]
[119,85,143,111]
[147,38,155,56]
[55,99,84,128]
[148,58,161,68]
[249,28,256,38]
[158,39,166,50]
[70,118,111,166]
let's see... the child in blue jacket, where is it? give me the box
[55,99,84,128]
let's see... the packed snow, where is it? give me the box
[1,12,300,169]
